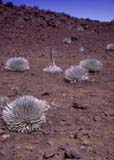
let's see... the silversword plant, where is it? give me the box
[65,65,89,83]
[5,57,30,71]
[0,96,10,109]
[63,37,72,44]
[2,95,50,133]
[76,25,84,31]
[43,48,63,73]
[106,43,114,51]
[79,58,103,72]
[79,47,85,53]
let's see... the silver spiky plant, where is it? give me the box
[43,48,63,73]
[76,25,84,31]
[64,65,89,83]
[106,43,114,51]
[79,58,103,72]
[5,57,30,71]
[0,96,10,109]
[63,37,72,44]
[79,47,85,53]
[2,95,50,133]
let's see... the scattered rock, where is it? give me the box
[82,139,90,146]
[0,147,16,157]
[41,91,50,96]
[64,147,81,159]
[2,134,10,140]
[58,144,66,151]
[50,101,60,107]
[11,86,20,95]
[16,145,21,150]
[73,132,78,139]
[93,116,101,121]
[71,36,78,41]
[69,132,75,139]
[87,146,96,153]
[2,134,10,139]
[43,148,56,159]
[25,145,33,152]
[0,129,5,135]
[47,139,55,146]
[72,99,87,109]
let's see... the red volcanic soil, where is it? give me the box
[0,3,114,160]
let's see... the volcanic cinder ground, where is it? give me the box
[0,3,114,160]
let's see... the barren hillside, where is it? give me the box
[0,3,114,160]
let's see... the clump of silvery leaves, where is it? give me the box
[79,58,103,72]
[76,25,84,31]
[106,43,114,51]
[43,48,63,74]
[2,95,50,133]
[79,47,85,53]
[5,57,30,72]
[63,37,72,44]
[64,65,89,83]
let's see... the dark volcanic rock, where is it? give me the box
[72,99,87,110]
[43,148,56,159]
[64,147,81,159]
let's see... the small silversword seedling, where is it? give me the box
[79,47,85,53]
[43,48,63,73]
[0,96,10,109]
[79,58,103,72]
[106,43,114,51]
[63,37,72,44]
[65,65,88,83]
[5,57,30,71]
[76,25,84,31]
[2,95,50,133]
